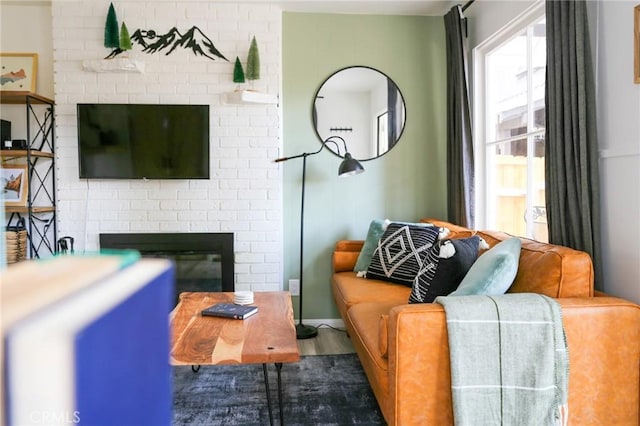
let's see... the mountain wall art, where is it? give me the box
[103,3,227,61]
[131,27,228,61]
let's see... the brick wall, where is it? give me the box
[52,1,283,291]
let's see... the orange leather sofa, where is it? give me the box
[331,219,640,425]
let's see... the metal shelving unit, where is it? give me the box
[1,91,57,259]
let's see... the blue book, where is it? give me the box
[3,258,175,426]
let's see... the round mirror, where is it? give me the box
[313,66,406,161]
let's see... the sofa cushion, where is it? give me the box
[450,237,521,296]
[478,230,594,298]
[366,223,440,286]
[344,301,396,417]
[420,218,475,239]
[347,302,399,364]
[333,240,364,273]
[331,272,411,319]
[354,219,390,273]
[409,236,481,303]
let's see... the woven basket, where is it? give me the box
[5,224,28,264]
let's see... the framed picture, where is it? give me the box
[0,53,38,92]
[2,164,29,207]
[635,5,639,84]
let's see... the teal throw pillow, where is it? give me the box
[449,237,521,296]
[354,219,390,273]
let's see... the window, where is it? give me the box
[474,5,547,242]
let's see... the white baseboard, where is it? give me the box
[297,318,345,329]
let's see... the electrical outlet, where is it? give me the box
[289,279,300,296]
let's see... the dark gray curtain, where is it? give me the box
[444,6,474,227]
[387,78,398,149]
[545,0,602,289]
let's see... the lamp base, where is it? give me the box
[296,323,318,340]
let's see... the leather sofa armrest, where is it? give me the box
[332,240,364,272]
[385,297,640,425]
[558,297,640,423]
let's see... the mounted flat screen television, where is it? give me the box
[77,104,210,179]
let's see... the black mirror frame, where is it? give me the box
[312,65,407,161]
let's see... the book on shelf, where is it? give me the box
[201,303,258,320]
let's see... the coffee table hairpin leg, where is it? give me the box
[263,362,284,426]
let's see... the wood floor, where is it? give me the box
[297,326,355,356]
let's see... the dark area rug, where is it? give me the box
[172,353,385,425]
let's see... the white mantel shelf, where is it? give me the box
[223,90,278,105]
[82,58,145,73]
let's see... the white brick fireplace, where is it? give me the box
[52,1,283,291]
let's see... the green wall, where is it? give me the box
[282,13,447,320]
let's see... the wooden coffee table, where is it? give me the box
[170,291,300,425]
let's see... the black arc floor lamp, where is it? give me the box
[275,136,365,339]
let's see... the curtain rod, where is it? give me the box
[461,0,475,12]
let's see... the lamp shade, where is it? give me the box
[338,153,365,177]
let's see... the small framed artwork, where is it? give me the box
[635,5,639,84]
[0,53,38,92]
[2,164,29,207]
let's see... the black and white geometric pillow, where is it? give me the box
[366,223,440,286]
[409,236,481,303]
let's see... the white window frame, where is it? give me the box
[473,1,546,233]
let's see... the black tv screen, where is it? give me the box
[77,104,210,179]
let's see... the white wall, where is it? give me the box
[466,0,640,304]
[2,1,284,292]
[0,1,54,99]
[595,1,640,304]
[0,2,54,140]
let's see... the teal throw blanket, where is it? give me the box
[436,294,569,426]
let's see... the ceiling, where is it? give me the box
[1,0,455,15]
[258,0,453,16]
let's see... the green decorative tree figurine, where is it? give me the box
[119,22,132,53]
[104,3,119,48]
[245,36,260,89]
[104,3,122,59]
[233,56,245,87]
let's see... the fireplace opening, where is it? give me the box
[99,233,234,305]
